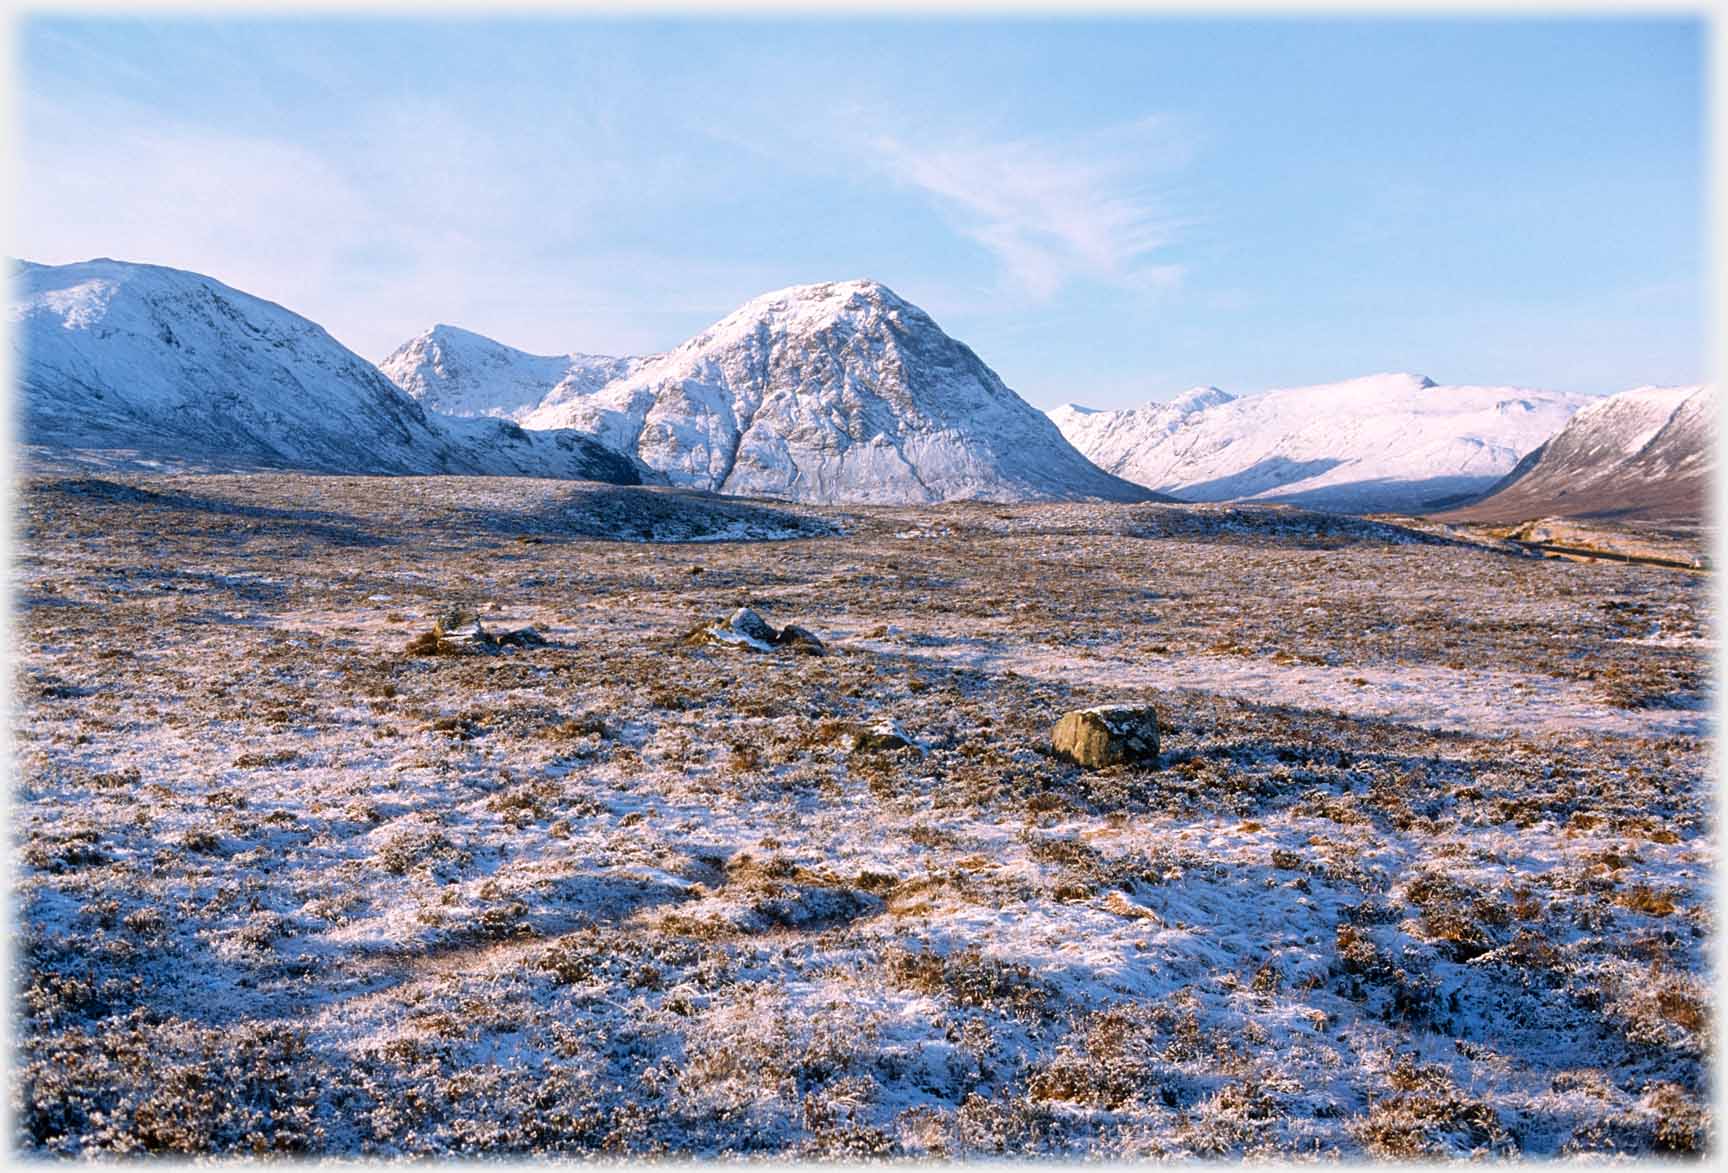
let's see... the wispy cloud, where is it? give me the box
[863,118,1190,300]
[16,96,789,359]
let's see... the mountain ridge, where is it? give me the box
[1437,383,1713,525]
[13,257,646,484]
[378,323,648,423]
[21,256,1698,519]
[1049,372,1593,512]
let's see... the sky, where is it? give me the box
[15,15,1707,409]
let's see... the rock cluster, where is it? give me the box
[686,608,827,656]
[850,719,918,755]
[404,608,546,656]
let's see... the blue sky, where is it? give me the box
[17,16,1706,407]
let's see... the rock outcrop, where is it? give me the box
[1052,705,1161,769]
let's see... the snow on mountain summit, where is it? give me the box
[13,257,644,483]
[15,257,442,471]
[1168,385,1238,412]
[378,324,645,422]
[32,258,1662,517]
[483,278,1162,504]
[1048,386,1236,472]
[17,260,1144,502]
[1050,372,1590,512]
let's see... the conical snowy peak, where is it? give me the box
[14,257,643,483]
[517,281,1157,504]
[1168,385,1236,413]
[1444,383,1713,524]
[679,279,924,343]
[1049,372,1590,512]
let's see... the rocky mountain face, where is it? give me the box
[395,280,1158,505]
[1049,373,1592,513]
[12,258,643,484]
[1440,383,1714,525]
[378,324,645,422]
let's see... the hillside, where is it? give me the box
[1439,383,1713,525]
[13,258,643,484]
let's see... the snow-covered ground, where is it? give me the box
[839,631,1710,741]
[14,473,1712,1158]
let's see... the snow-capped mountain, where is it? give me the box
[1443,383,1713,524]
[378,324,646,422]
[12,258,644,483]
[1048,386,1236,475]
[1049,372,1591,512]
[430,279,1156,504]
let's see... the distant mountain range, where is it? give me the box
[16,261,1152,505]
[1048,373,1593,512]
[1440,383,1713,525]
[12,256,1707,520]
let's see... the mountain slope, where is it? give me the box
[12,258,642,483]
[1439,383,1713,525]
[1048,386,1236,478]
[378,324,645,422]
[1050,373,1591,512]
[514,279,1158,504]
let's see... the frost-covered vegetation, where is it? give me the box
[12,472,1713,1158]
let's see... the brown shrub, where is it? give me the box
[1615,886,1678,917]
